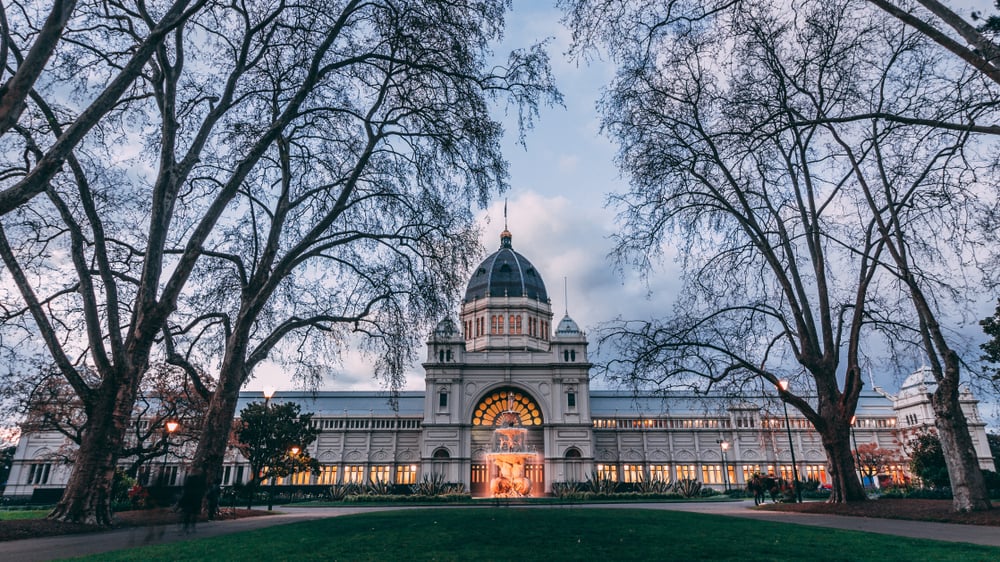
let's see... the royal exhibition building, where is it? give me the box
[4,229,996,500]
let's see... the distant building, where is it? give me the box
[4,229,994,499]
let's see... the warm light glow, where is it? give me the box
[720,441,730,452]
[165,420,179,433]
[778,380,789,391]
[289,445,300,455]
[262,386,276,400]
[850,415,857,425]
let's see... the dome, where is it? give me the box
[434,317,459,337]
[898,367,937,398]
[464,230,548,302]
[555,314,581,336]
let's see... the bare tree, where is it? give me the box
[866,0,1000,86]
[563,0,998,506]
[0,0,203,215]
[162,0,559,505]
[13,364,207,478]
[0,0,555,525]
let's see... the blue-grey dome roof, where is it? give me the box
[464,230,548,302]
[555,314,581,336]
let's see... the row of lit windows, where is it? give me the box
[592,417,896,431]
[216,464,421,486]
[313,418,422,430]
[592,418,731,429]
[594,463,831,484]
[465,315,548,340]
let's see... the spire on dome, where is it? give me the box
[500,228,512,248]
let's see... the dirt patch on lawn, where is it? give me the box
[758,498,1000,527]
[0,508,270,542]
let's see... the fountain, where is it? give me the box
[486,410,536,497]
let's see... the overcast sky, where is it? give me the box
[247,1,1000,423]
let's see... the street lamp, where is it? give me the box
[160,419,180,487]
[777,380,802,503]
[719,440,730,492]
[287,445,300,503]
[850,415,863,487]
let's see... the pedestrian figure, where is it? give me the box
[179,473,206,534]
[206,482,221,520]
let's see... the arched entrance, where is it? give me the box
[469,387,545,497]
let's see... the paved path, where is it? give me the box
[2,500,998,561]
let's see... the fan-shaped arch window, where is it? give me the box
[433,448,450,459]
[565,447,582,458]
[471,387,543,426]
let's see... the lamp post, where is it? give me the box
[850,415,863,488]
[719,440,730,492]
[263,386,276,511]
[159,420,180,488]
[777,380,802,503]
[287,445,300,504]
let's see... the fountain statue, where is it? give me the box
[486,410,536,497]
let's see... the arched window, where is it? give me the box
[565,448,582,458]
[433,448,450,459]
[471,387,543,426]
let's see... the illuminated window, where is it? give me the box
[291,470,311,485]
[622,464,643,483]
[648,464,671,484]
[471,388,543,426]
[345,465,365,484]
[396,465,418,485]
[702,465,723,484]
[804,465,828,484]
[511,315,522,334]
[370,465,391,484]
[317,465,339,485]
[596,464,618,481]
[676,465,697,480]
[778,465,796,481]
[742,465,762,482]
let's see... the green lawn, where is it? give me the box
[71,508,1000,561]
[0,509,48,521]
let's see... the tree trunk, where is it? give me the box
[932,359,991,512]
[189,354,247,506]
[47,380,138,525]
[817,421,867,503]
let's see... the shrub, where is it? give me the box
[366,479,393,496]
[413,473,449,496]
[636,478,671,495]
[585,470,618,495]
[672,479,702,498]
[551,481,584,498]
[328,483,362,501]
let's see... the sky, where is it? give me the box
[243,1,1000,422]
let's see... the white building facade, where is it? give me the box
[4,230,995,499]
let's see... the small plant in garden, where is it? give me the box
[127,484,151,509]
[552,481,584,498]
[672,478,702,498]
[367,479,393,496]
[585,470,618,495]
[414,473,449,496]
[328,483,362,501]
[636,477,670,495]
